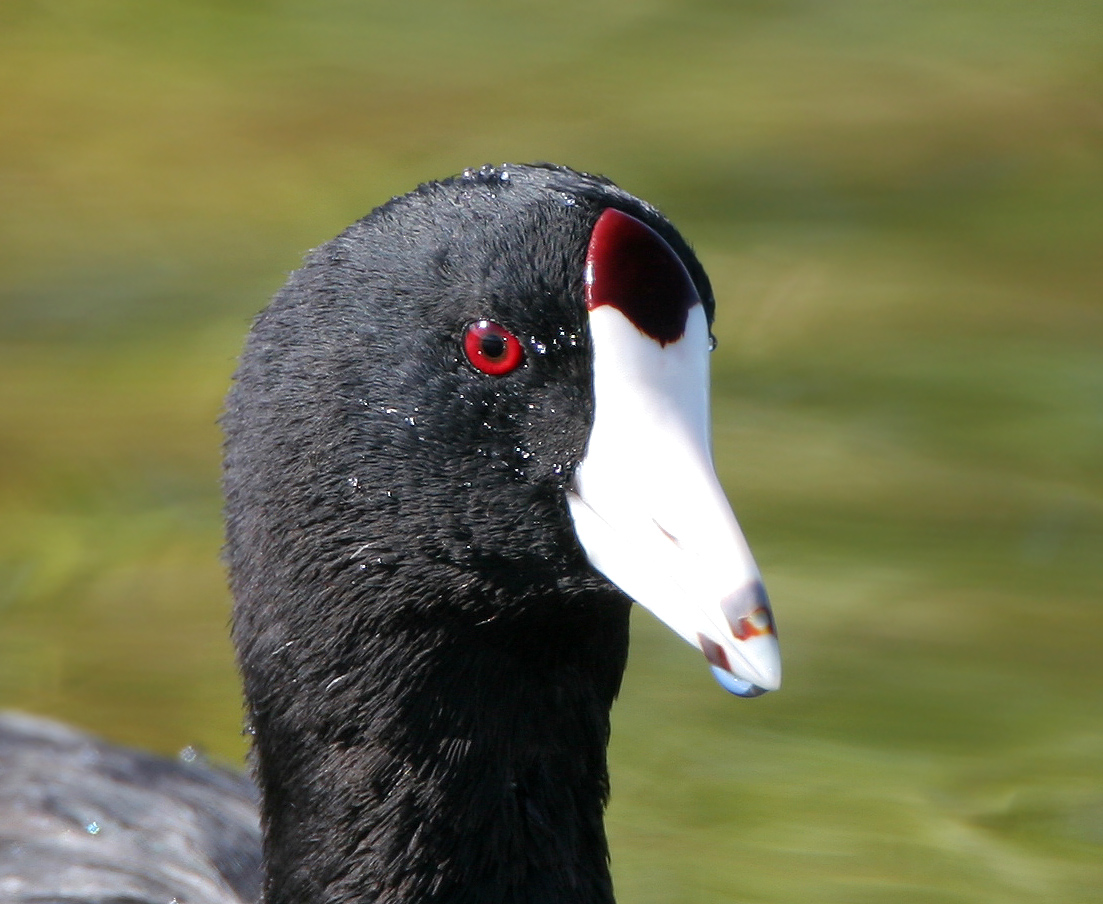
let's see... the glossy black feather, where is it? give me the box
[1,164,716,904]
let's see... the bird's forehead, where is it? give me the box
[434,213,592,329]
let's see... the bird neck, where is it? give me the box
[248,598,631,904]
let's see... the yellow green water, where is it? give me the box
[1,2,1100,901]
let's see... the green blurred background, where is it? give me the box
[1,1,1100,901]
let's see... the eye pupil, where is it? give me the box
[463,320,524,375]
[481,335,507,360]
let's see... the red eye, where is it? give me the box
[463,320,524,375]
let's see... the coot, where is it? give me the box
[0,163,780,904]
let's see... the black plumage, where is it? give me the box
[0,164,732,904]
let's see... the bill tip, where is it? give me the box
[710,666,770,698]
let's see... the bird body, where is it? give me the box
[0,711,260,903]
[0,164,779,904]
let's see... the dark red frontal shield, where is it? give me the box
[584,208,700,346]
